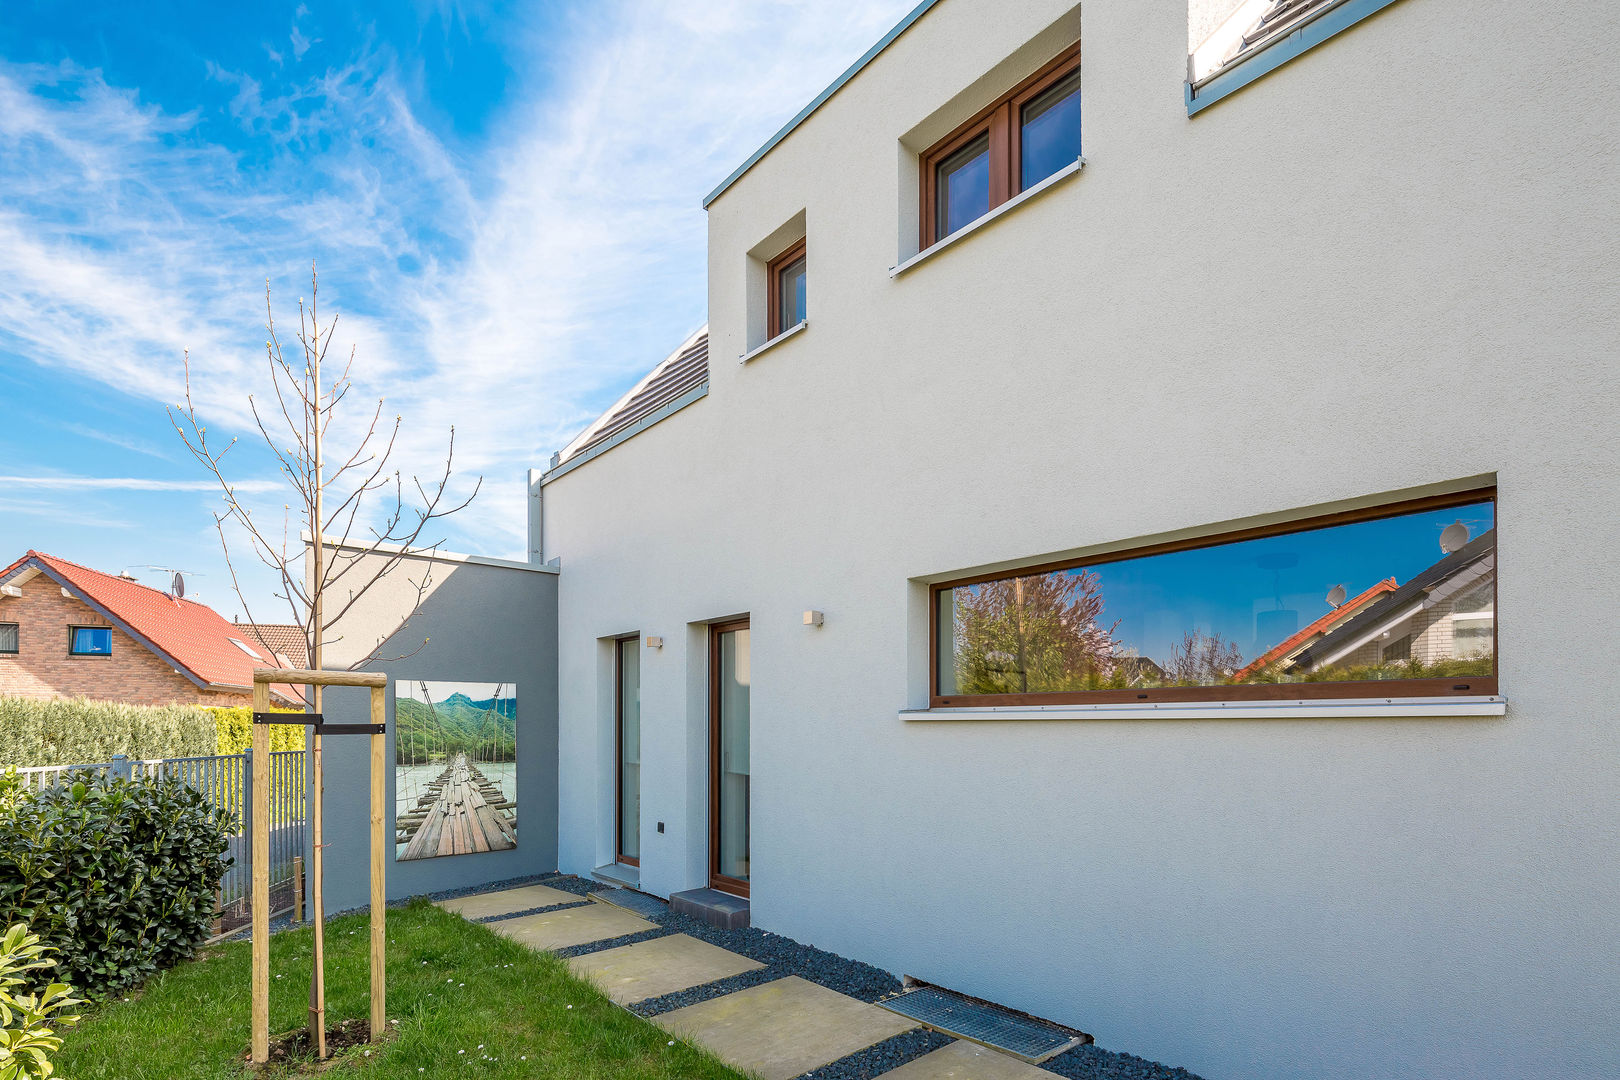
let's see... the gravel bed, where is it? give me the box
[1041,1045,1208,1080]
[469,899,592,924]
[627,966,786,1016]
[793,1029,953,1079]
[552,927,673,959]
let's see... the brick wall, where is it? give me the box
[0,575,246,707]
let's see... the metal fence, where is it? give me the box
[11,749,306,911]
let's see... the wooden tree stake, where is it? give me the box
[369,684,386,1035]
[249,680,270,1064]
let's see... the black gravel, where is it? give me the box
[794,1029,954,1079]
[1042,1044,1208,1080]
[552,927,672,959]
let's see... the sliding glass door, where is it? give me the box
[709,619,750,895]
[616,636,640,866]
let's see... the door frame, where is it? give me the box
[708,617,751,897]
[614,633,640,868]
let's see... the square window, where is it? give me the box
[767,239,807,337]
[70,626,112,656]
[0,623,16,654]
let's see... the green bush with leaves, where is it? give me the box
[0,770,233,998]
[204,706,305,755]
[0,699,215,768]
[0,923,80,1080]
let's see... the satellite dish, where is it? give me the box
[172,572,186,599]
[1439,520,1470,554]
[1325,584,1347,608]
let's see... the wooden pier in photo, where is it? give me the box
[397,753,516,860]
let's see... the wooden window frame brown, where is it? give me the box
[708,616,751,898]
[614,633,640,868]
[67,624,112,658]
[928,487,1499,709]
[766,239,807,339]
[919,40,1082,250]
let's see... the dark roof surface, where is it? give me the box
[1288,528,1496,672]
[1224,0,1342,68]
[556,327,708,468]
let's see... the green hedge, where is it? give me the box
[205,706,305,755]
[0,770,234,997]
[0,698,216,768]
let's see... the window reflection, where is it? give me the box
[938,500,1497,696]
[936,133,991,239]
[1020,68,1081,189]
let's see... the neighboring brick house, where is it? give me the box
[233,622,309,669]
[0,551,302,707]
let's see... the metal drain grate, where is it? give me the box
[589,889,669,919]
[877,985,1086,1063]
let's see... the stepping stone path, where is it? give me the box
[656,975,918,1080]
[436,882,579,920]
[441,882,1061,1080]
[568,933,764,1005]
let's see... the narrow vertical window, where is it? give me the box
[767,239,807,337]
[616,636,640,866]
[919,41,1081,249]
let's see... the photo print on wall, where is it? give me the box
[394,680,517,861]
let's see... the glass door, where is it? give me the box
[709,619,750,895]
[616,636,640,866]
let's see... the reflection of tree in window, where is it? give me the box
[1164,628,1245,685]
[952,570,1120,694]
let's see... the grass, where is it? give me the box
[55,898,750,1079]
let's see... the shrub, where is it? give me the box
[0,770,233,998]
[205,706,305,755]
[0,699,214,768]
[0,922,81,1080]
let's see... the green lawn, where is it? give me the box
[55,898,749,1079]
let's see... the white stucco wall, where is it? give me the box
[540,2,1620,1078]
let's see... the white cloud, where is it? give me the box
[0,476,283,492]
[0,0,916,579]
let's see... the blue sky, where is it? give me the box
[0,0,916,619]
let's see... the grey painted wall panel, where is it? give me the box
[306,549,558,914]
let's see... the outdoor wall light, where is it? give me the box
[645,636,663,649]
[803,610,824,627]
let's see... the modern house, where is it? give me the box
[0,551,303,707]
[510,2,1618,1079]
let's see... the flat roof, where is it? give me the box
[701,0,946,209]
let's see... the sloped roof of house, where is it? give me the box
[1288,528,1497,672]
[234,622,309,669]
[552,326,709,472]
[0,551,302,705]
[1233,576,1398,681]
[1223,0,1341,68]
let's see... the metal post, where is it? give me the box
[109,753,130,782]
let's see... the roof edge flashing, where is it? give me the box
[702,0,946,209]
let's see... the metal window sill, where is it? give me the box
[891,157,1085,278]
[901,696,1506,722]
[739,320,807,364]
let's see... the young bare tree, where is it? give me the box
[169,265,478,1056]
[1164,628,1245,686]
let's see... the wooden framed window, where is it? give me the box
[930,488,1498,708]
[920,41,1082,249]
[766,239,807,337]
[615,634,641,867]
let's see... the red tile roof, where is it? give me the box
[234,623,309,669]
[1234,577,1399,681]
[3,551,303,705]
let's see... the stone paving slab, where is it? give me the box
[566,933,764,1005]
[876,1039,1058,1079]
[486,903,658,951]
[656,976,918,1080]
[436,883,582,920]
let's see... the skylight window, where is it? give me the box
[229,637,265,660]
